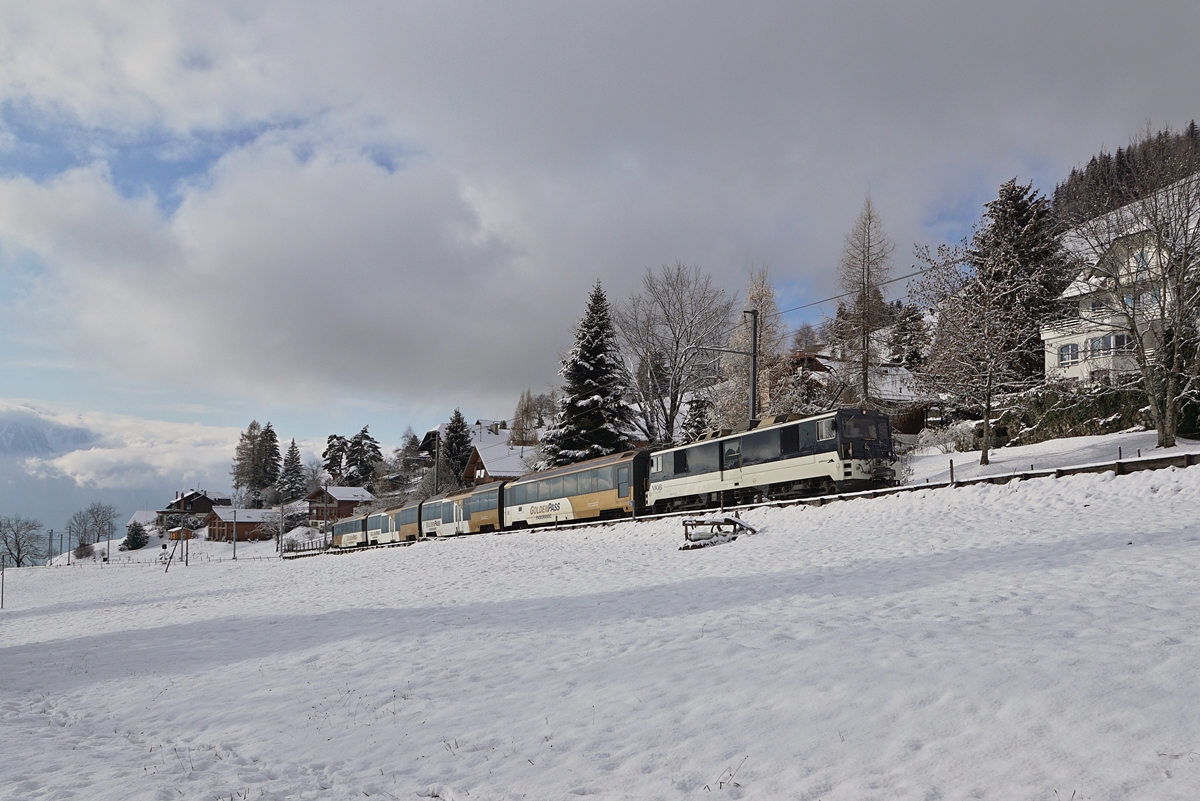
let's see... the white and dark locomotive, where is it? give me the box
[332,408,896,547]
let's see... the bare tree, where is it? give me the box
[86,502,119,548]
[0,515,44,566]
[712,267,786,427]
[836,195,895,405]
[510,389,539,446]
[1058,126,1200,448]
[913,243,1029,466]
[616,262,735,444]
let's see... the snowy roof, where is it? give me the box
[126,510,158,528]
[207,507,278,523]
[308,486,375,502]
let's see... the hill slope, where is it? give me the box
[2,462,1199,799]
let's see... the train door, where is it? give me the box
[721,436,742,488]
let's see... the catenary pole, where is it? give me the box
[232,508,237,560]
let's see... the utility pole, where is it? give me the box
[433,432,440,495]
[232,508,237,560]
[47,529,53,567]
[683,307,762,427]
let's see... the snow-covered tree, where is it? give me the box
[345,426,383,488]
[1056,126,1200,448]
[122,521,149,551]
[541,282,633,466]
[616,262,734,445]
[966,179,1069,381]
[322,434,348,483]
[680,397,713,443]
[277,439,306,501]
[887,303,930,368]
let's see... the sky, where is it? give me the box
[1,1,1198,511]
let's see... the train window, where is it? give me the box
[817,418,835,441]
[650,454,664,475]
[685,442,719,474]
[673,449,688,474]
[780,425,800,455]
[797,423,816,454]
[442,503,455,523]
[509,484,525,506]
[722,439,741,470]
[537,480,552,502]
[550,476,564,498]
[578,470,596,494]
[595,467,614,492]
[617,465,630,498]
[481,490,497,511]
[423,502,439,524]
[562,473,578,497]
[742,429,781,466]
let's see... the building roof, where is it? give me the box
[126,510,158,528]
[305,486,375,503]
[207,507,278,523]
[422,419,543,482]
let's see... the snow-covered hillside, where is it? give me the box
[2,458,1200,799]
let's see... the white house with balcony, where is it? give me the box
[1041,223,1169,385]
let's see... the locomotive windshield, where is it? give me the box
[835,410,893,459]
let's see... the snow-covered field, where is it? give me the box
[3,437,1200,800]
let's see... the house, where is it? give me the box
[125,510,158,532]
[304,486,375,523]
[1041,232,1160,386]
[204,507,279,542]
[157,489,232,526]
[419,419,539,487]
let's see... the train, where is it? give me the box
[329,407,897,547]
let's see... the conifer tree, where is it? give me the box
[232,420,262,499]
[123,521,149,551]
[967,179,1069,381]
[887,303,930,368]
[540,282,632,466]
[277,439,306,501]
[346,426,383,487]
[256,422,282,492]
[323,434,348,483]
[443,409,474,486]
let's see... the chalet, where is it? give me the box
[157,489,232,526]
[420,419,538,486]
[304,486,375,523]
[205,507,278,542]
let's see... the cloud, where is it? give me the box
[0,1,1199,430]
[0,399,240,490]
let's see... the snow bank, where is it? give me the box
[3,464,1200,799]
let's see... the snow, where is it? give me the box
[909,428,1200,484]
[3,433,1200,799]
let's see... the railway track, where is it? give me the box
[284,448,1200,560]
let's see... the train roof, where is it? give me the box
[508,450,647,484]
[654,408,885,453]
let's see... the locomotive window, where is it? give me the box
[817,419,835,441]
[722,439,741,470]
[595,467,615,492]
[685,442,719,475]
[650,454,664,475]
[673,449,688,474]
[742,429,781,466]
[842,417,879,440]
[561,473,578,497]
[780,424,800,455]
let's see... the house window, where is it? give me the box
[1112,334,1133,352]
[1059,344,1080,366]
[1134,250,1150,279]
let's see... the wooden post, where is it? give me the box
[949,459,955,484]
